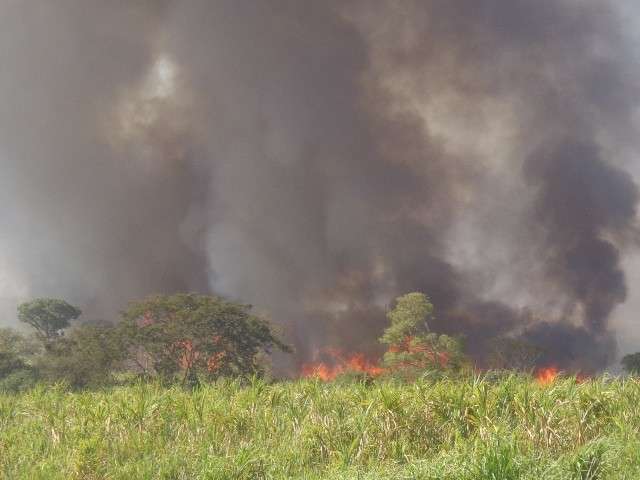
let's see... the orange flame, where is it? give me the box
[302,336,453,380]
[301,349,384,381]
[536,366,559,385]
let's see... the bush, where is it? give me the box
[35,322,125,389]
[0,367,38,393]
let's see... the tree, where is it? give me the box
[0,327,39,363]
[380,292,465,375]
[621,352,640,375]
[36,322,126,388]
[17,298,81,343]
[119,293,291,384]
[380,292,434,345]
[15,298,128,389]
[0,328,39,392]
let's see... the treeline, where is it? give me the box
[1,291,471,391]
[0,293,290,391]
[3,291,640,392]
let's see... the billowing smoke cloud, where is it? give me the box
[1,1,639,373]
[0,2,209,319]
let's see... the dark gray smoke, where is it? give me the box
[1,1,639,372]
[0,2,209,320]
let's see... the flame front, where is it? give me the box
[536,366,559,385]
[301,350,384,381]
[301,337,453,381]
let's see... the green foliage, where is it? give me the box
[8,293,290,389]
[13,298,128,389]
[469,440,523,480]
[569,440,610,480]
[621,352,640,375]
[119,293,291,383]
[0,351,26,379]
[36,322,126,389]
[0,329,35,374]
[0,327,40,360]
[380,292,433,345]
[381,333,465,377]
[0,368,38,393]
[0,328,39,392]
[17,298,81,343]
[380,293,465,376]
[1,376,639,479]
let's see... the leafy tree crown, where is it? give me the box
[17,298,81,341]
[120,293,291,382]
[380,292,434,345]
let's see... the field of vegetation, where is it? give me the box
[3,293,640,478]
[2,374,640,479]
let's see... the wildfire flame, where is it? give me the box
[536,366,559,385]
[301,336,452,381]
[301,349,384,381]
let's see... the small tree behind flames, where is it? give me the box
[380,292,464,376]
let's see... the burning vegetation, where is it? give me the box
[301,350,384,381]
[1,0,639,379]
[0,291,612,391]
[300,339,452,381]
[3,2,640,476]
[302,294,466,381]
[536,366,560,385]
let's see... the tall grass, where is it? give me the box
[1,374,640,479]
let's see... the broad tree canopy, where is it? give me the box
[120,293,291,381]
[17,298,81,342]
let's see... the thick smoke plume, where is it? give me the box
[1,1,639,372]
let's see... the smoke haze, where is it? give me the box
[1,0,639,372]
